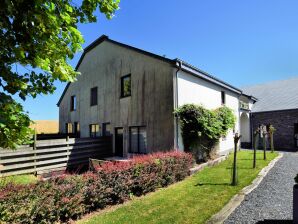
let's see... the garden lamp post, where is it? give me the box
[232,133,241,186]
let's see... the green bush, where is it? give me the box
[0,151,193,223]
[174,104,236,162]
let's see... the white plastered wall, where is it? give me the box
[176,70,240,154]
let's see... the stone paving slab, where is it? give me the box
[224,152,298,224]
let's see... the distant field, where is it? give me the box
[30,120,59,134]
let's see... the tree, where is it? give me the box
[0,0,120,149]
[269,124,276,153]
[231,133,241,186]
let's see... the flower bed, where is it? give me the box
[0,151,193,223]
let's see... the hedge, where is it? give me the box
[0,151,193,223]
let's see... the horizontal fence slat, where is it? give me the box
[0,142,111,158]
[0,146,111,164]
[1,151,111,171]
[0,137,113,177]
[36,137,110,147]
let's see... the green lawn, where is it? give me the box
[79,150,278,224]
[0,174,38,187]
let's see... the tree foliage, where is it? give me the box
[174,104,236,161]
[0,0,120,149]
[0,93,33,149]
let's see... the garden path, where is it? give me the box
[225,152,298,224]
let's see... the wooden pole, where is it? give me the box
[263,134,267,160]
[253,131,258,169]
[33,129,37,176]
[232,133,241,186]
[270,132,274,153]
[66,135,69,161]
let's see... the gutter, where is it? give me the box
[178,59,243,95]
[174,60,182,149]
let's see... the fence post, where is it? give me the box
[66,135,69,162]
[33,129,37,175]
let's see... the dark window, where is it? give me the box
[74,122,80,136]
[89,124,100,138]
[102,123,112,136]
[121,74,131,97]
[90,87,98,106]
[129,126,147,154]
[221,91,226,105]
[70,95,76,111]
[65,123,73,134]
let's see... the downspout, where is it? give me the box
[174,60,182,149]
[250,112,253,149]
[238,95,242,147]
[250,100,257,149]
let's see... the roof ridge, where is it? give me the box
[242,76,298,89]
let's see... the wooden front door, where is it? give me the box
[115,128,124,157]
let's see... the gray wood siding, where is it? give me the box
[59,41,175,155]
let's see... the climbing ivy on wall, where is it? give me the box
[174,104,236,161]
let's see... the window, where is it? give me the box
[65,123,73,134]
[121,74,131,97]
[129,126,147,154]
[90,87,98,106]
[74,122,80,135]
[70,95,76,111]
[102,123,112,136]
[89,124,101,138]
[221,91,226,105]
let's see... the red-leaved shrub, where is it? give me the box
[0,151,193,223]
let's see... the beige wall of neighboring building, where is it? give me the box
[30,120,59,134]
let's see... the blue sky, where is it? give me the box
[21,0,298,120]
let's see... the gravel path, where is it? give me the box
[224,152,298,224]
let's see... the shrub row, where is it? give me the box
[0,151,193,223]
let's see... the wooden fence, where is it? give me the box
[0,137,113,177]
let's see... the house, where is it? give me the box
[57,35,254,157]
[243,77,298,150]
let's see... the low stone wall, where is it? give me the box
[190,155,229,175]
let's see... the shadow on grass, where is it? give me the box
[194,182,230,186]
[226,167,256,170]
[256,220,292,224]
[237,158,264,161]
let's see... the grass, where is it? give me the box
[0,174,38,187]
[79,150,278,224]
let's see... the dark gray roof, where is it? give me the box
[243,77,298,113]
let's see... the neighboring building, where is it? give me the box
[57,35,253,157]
[30,120,59,134]
[243,77,298,150]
